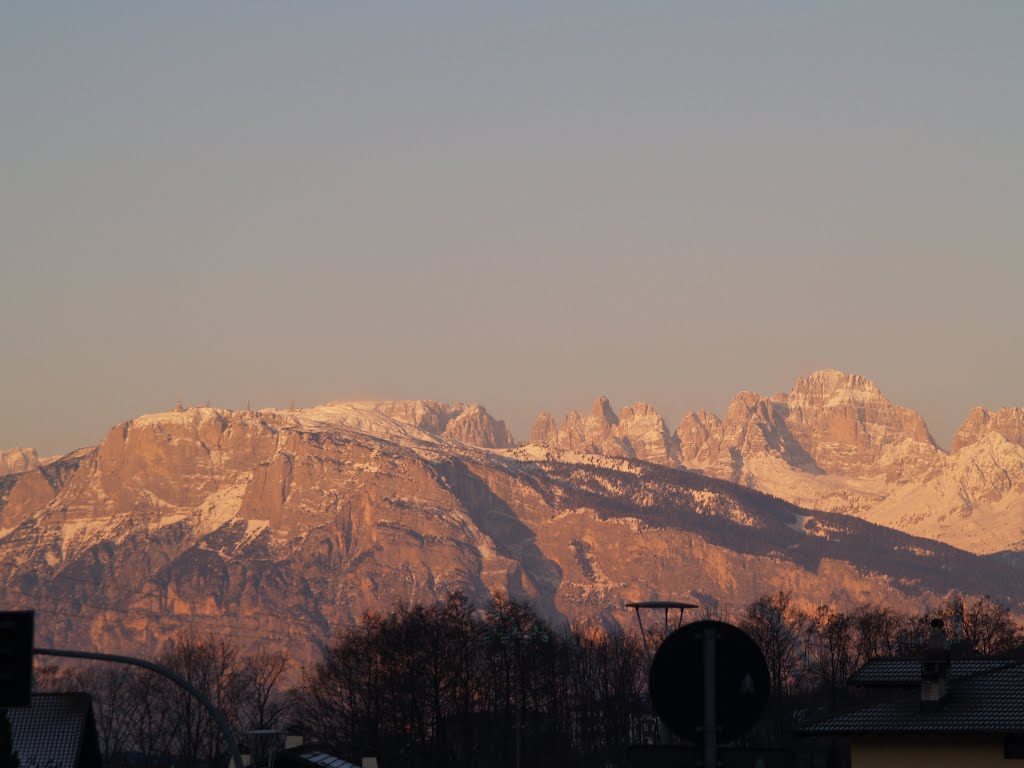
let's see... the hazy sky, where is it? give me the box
[2,3,1022,456]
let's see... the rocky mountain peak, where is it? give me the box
[442,403,515,449]
[330,400,515,449]
[677,411,724,463]
[0,447,39,476]
[952,407,1024,453]
[616,402,679,465]
[585,397,619,445]
[528,397,678,463]
[591,396,618,426]
[730,390,764,411]
[788,369,884,407]
[529,412,558,444]
[781,371,938,476]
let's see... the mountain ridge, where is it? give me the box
[3,391,1024,670]
[528,370,1024,553]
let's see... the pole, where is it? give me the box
[34,647,244,768]
[702,628,717,768]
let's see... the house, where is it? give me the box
[802,620,1024,767]
[4,692,103,768]
[273,744,375,768]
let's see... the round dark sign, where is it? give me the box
[649,620,770,744]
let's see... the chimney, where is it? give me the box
[920,618,950,711]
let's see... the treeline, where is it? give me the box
[292,591,648,768]
[36,635,289,767]
[739,590,1021,734]
[43,590,1024,768]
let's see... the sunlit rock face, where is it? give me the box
[784,370,938,476]
[0,447,40,476]
[675,370,942,481]
[4,397,1024,672]
[863,413,1024,554]
[529,371,1024,554]
[953,407,1024,453]
[344,400,515,448]
[529,397,678,464]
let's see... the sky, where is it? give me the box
[2,2,1022,456]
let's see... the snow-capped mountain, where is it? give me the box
[530,370,1024,554]
[3,395,1021,668]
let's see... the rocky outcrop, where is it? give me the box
[784,370,938,477]
[529,412,558,444]
[676,371,941,481]
[865,431,1024,554]
[367,400,515,448]
[953,407,1024,453]
[438,403,514,448]
[616,402,679,465]
[297,400,515,449]
[530,397,677,463]
[678,410,723,463]
[529,398,631,457]
[0,447,39,476]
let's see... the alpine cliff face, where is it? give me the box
[4,394,1024,670]
[670,370,942,483]
[952,407,1024,453]
[864,408,1024,553]
[528,397,679,464]
[531,371,1024,554]
[359,400,515,448]
[0,447,41,476]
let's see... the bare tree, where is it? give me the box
[128,667,178,767]
[740,592,807,711]
[160,631,242,768]
[851,604,902,661]
[808,606,856,710]
[236,650,290,732]
[75,665,139,767]
[939,593,1020,656]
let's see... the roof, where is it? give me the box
[293,751,360,768]
[804,660,1024,735]
[5,692,102,768]
[848,658,1018,687]
[274,744,361,768]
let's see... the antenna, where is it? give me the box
[626,600,699,659]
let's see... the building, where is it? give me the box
[4,693,102,768]
[802,621,1024,767]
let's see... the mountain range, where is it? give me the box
[530,370,1024,554]
[1,371,1023,667]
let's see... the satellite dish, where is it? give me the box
[649,620,770,744]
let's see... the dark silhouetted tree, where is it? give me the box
[740,591,807,721]
[939,593,1020,656]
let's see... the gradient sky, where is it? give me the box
[2,3,1022,456]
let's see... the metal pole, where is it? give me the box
[632,605,651,657]
[702,628,717,768]
[34,647,244,768]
